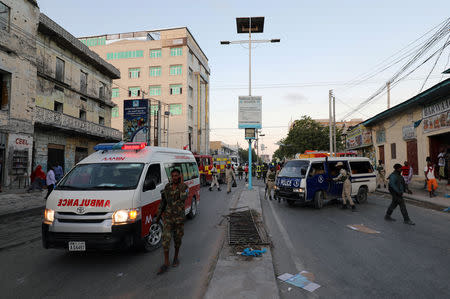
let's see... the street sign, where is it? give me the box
[245,128,256,139]
[123,99,149,143]
[238,96,262,129]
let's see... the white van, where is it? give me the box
[42,142,200,251]
[275,157,376,208]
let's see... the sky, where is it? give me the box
[38,0,450,157]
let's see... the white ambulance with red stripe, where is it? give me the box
[42,142,200,252]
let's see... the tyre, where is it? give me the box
[314,191,324,209]
[187,197,198,219]
[141,219,163,252]
[356,187,368,204]
[287,199,295,206]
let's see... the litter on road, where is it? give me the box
[277,271,321,292]
[238,247,267,257]
[347,224,380,234]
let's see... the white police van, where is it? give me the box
[275,157,376,208]
[42,142,200,251]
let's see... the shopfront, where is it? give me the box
[345,124,376,164]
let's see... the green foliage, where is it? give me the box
[274,116,344,160]
[238,147,259,164]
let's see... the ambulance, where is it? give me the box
[42,142,200,252]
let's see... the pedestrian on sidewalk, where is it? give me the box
[437,148,446,181]
[28,165,46,192]
[424,159,438,198]
[262,163,268,183]
[237,164,243,180]
[154,168,188,275]
[265,166,276,200]
[209,163,221,191]
[401,161,413,192]
[376,160,387,188]
[244,164,249,182]
[333,162,356,211]
[385,163,415,225]
[225,164,236,194]
[423,157,431,189]
[46,165,56,199]
[54,164,63,182]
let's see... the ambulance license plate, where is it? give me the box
[68,241,86,251]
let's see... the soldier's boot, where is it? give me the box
[341,203,348,209]
[218,187,221,191]
[269,196,273,200]
[384,214,396,221]
[209,187,212,191]
[351,205,356,212]
[404,220,415,225]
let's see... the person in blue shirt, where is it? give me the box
[54,165,63,182]
[385,163,415,225]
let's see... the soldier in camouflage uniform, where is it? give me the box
[155,168,189,275]
[333,162,356,211]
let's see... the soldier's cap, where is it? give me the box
[393,163,402,170]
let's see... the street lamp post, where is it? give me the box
[221,17,280,190]
[164,111,170,147]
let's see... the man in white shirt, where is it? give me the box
[424,160,437,198]
[437,149,446,180]
[46,165,57,199]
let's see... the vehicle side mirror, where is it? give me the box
[143,179,156,192]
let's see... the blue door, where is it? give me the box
[306,162,328,201]
[325,160,349,199]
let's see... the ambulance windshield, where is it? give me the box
[278,160,309,178]
[57,163,144,190]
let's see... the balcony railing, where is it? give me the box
[34,106,121,141]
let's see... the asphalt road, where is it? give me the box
[256,179,450,299]
[0,182,242,299]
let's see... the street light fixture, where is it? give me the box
[221,17,280,190]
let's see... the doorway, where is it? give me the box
[406,140,418,175]
[47,144,65,172]
[378,145,385,165]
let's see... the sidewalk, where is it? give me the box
[0,189,46,218]
[377,179,450,210]
[205,187,279,299]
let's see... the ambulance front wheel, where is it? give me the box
[142,220,163,252]
[187,197,198,219]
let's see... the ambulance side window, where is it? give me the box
[143,164,161,191]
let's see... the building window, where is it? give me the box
[112,107,119,118]
[0,2,10,32]
[150,49,162,58]
[99,116,105,125]
[170,84,182,95]
[391,143,396,159]
[79,110,86,120]
[170,47,182,56]
[80,71,88,93]
[188,105,193,120]
[99,82,106,99]
[149,85,161,96]
[55,58,65,82]
[128,87,141,97]
[0,72,11,110]
[106,50,144,60]
[129,68,140,79]
[79,36,106,47]
[170,65,182,76]
[54,101,63,113]
[170,104,182,116]
[188,86,193,98]
[150,66,161,77]
[112,88,120,98]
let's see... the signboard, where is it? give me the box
[346,124,372,149]
[238,96,262,129]
[375,128,386,144]
[423,97,450,133]
[123,99,149,142]
[402,124,416,140]
[245,128,256,139]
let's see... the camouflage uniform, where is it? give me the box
[266,169,276,198]
[156,182,188,250]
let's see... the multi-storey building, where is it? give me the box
[80,28,210,154]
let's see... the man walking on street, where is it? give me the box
[333,162,356,211]
[377,160,386,188]
[424,159,437,197]
[385,164,415,225]
[154,168,188,274]
[225,164,236,194]
[46,165,56,200]
[266,166,276,200]
[209,163,221,191]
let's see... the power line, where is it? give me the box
[420,34,450,92]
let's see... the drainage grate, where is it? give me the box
[228,209,265,245]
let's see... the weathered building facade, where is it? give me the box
[34,14,121,173]
[0,0,39,188]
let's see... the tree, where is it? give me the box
[238,147,259,164]
[273,116,344,160]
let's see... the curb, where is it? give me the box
[0,206,45,221]
[376,189,448,211]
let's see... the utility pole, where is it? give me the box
[333,95,336,156]
[387,81,391,109]
[329,89,333,155]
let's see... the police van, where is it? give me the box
[275,157,376,208]
[42,142,200,252]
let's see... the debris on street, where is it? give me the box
[347,224,380,234]
[277,271,321,292]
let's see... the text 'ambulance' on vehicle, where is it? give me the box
[42,142,200,252]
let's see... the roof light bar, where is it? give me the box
[94,143,116,151]
[121,142,147,150]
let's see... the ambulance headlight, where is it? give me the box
[293,188,304,193]
[44,209,55,225]
[112,209,140,225]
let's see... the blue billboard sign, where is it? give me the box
[123,99,149,142]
